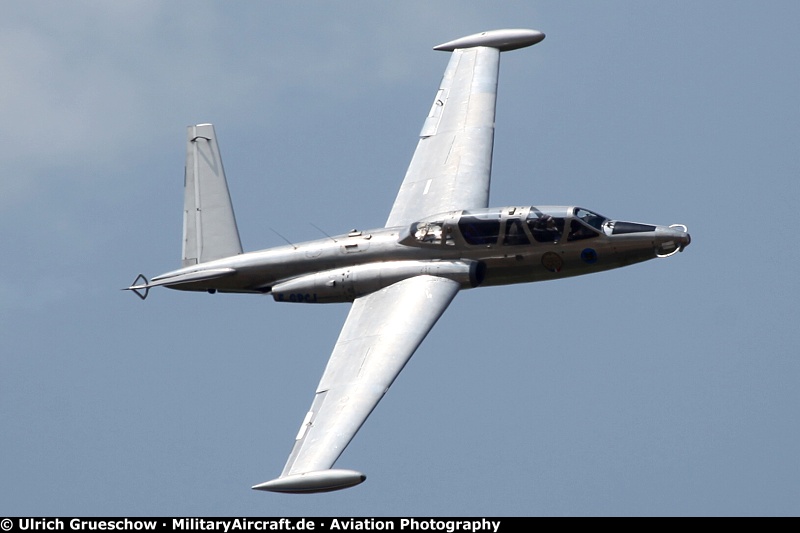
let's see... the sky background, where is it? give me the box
[2,1,799,517]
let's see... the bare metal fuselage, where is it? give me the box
[150,204,689,302]
[127,27,693,493]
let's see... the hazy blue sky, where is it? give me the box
[2,1,798,517]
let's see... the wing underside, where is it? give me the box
[253,276,460,493]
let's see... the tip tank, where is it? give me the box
[434,28,545,52]
[251,469,366,493]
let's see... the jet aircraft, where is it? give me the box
[126,29,690,493]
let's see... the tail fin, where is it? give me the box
[182,123,243,267]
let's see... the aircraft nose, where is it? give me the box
[656,224,691,258]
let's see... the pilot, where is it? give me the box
[532,215,559,243]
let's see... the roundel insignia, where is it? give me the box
[581,248,598,264]
[541,252,563,273]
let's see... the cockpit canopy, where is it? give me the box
[405,206,610,247]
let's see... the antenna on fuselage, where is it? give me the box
[270,228,297,250]
[311,223,338,243]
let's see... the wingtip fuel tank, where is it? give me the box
[433,28,545,52]
[251,469,366,494]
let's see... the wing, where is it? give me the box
[252,275,460,493]
[384,45,500,227]
[384,29,545,228]
[252,30,544,494]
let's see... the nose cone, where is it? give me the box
[656,224,691,257]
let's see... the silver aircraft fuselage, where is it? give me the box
[128,28,692,494]
[148,205,690,302]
